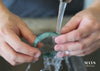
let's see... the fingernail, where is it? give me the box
[65,51,70,55]
[55,37,61,43]
[34,53,40,58]
[37,42,44,48]
[34,58,39,61]
[57,52,64,58]
[56,47,61,51]
[61,28,65,31]
[76,44,81,47]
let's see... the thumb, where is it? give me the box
[61,16,81,34]
[18,23,43,48]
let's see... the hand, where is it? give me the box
[0,9,42,65]
[55,8,100,58]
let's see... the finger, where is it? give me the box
[61,16,81,34]
[81,40,100,56]
[69,0,72,3]
[76,17,99,39]
[54,42,81,51]
[79,32,99,50]
[4,30,41,57]
[57,50,86,57]
[57,40,100,57]
[55,31,98,51]
[15,53,39,63]
[68,41,99,56]
[18,23,43,48]
[57,44,99,57]
[0,42,37,66]
[0,42,18,65]
[57,51,70,58]
[18,23,35,44]
[57,52,65,58]
[55,30,79,43]
[59,18,99,43]
[55,27,99,44]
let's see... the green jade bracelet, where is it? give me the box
[33,32,60,58]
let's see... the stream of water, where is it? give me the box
[40,2,67,71]
[25,1,87,71]
[56,2,67,34]
[40,56,63,71]
[25,2,68,71]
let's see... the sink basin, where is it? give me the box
[0,18,100,71]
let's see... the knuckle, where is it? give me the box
[94,23,100,30]
[74,13,80,18]
[87,18,92,23]
[19,21,27,27]
[79,46,84,50]
[67,46,71,51]
[75,30,82,40]
[85,15,93,22]
[81,54,85,56]
[85,51,90,55]
[61,46,66,51]
[83,53,87,56]
[0,28,6,36]
[78,32,82,39]
[36,51,41,56]
[15,15,20,19]
[28,57,34,62]
[79,44,84,50]
[11,62,17,66]
[32,48,41,55]
[79,46,83,50]
[15,47,20,51]
[81,51,85,54]
[30,50,35,55]
[10,53,18,66]
[85,16,100,30]
[78,42,85,50]
[10,54,17,62]
[29,48,38,56]
[80,51,87,56]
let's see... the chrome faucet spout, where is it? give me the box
[60,0,71,3]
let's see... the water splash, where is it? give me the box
[25,64,31,71]
[40,56,63,71]
[25,61,36,71]
[25,2,67,71]
[25,56,63,71]
[25,1,87,71]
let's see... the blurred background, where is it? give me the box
[0,0,100,71]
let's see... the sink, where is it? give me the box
[0,17,100,71]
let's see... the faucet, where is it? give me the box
[60,0,71,3]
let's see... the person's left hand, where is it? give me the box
[54,8,100,58]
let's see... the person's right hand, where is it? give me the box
[0,7,42,66]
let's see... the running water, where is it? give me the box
[39,2,68,71]
[39,1,87,71]
[56,2,67,34]
[40,56,63,71]
[40,2,67,71]
[25,61,36,71]
[25,64,31,71]
[25,1,87,71]
[25,2,68,71]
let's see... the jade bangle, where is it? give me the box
[33,32,60,58]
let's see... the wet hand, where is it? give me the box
[55,8,100,58]
[0,10,42,65]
